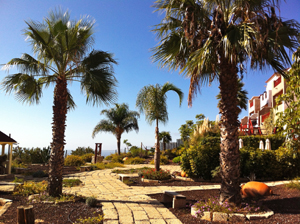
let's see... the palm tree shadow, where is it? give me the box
[262,197,300,214]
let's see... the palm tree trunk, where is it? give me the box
[117,135,121,155]
[218,60,241,206]
[48,77,68,197]
[155,118,160,171]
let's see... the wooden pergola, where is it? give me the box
[0,131,17,174]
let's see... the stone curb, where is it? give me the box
[191,207,274,222]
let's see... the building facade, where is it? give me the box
[240,70,289,135]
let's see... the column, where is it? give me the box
[8,143,12,174]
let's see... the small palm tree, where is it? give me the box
[136,82,183,171]
[1,9,118,197]
[123,139,132,152]
[159,131,172,151]
[92,103,139,155]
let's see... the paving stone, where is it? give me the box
[133,210,148,221]
[103,209,118,220]
[135,221,151,224]
[119,215,134,224]
[104,220,119,224]
[165,219,183,224]
[149,219,166,224]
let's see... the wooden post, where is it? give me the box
[94,143,102,163]
[17,205,34,224]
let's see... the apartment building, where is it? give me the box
[240,70,289,135]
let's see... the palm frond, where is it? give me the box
[92,120,116,138]
[79,50,118,106]
[1,73,43,104]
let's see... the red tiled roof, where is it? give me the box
[0,131,17,143]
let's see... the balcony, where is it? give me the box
[262,112,270,123]
[274,76,281,87]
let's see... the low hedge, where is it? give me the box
[64,155,85,167]
[181,136,299,180]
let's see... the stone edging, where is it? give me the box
[0,198,13,216]
[191,207,274,222]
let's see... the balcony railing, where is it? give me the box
[274,76,281,87]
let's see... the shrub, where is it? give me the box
[129,146,142,157]
[140,168,171,180]
[32,170,48,178]
[181,140,220,180]
[104,154,124,163]
[86,196,97,207]
[64,155,85,167]
[13,180,48,196]
[75,214,104,224]
[81,153,94,163]
[172,156,181,163]
[63,179,82,187]
[150,155,169,165]
[285,177,300,191]
[192,197,265,218]
[12,146,51,164]
[124,157,145,164]
[161,149,177,160]
[71,147,94,156]
[89,162,124,170]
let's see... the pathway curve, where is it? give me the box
[62,164,292,224]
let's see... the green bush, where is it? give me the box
[64,155,85,167]
[161,149,177,160]
[71,147,94,156]
[124,157,145,164]
[62,179,82,187]
[181,142,220,180]
[13,180,48,196]
[12,146,51,164]
[104,154,124,163]
[150,155,169,165]
[86,196,97,207]
[140,168,171,180]
[81,153,94,163]
[240,135,285,150]
[172,156,181,163]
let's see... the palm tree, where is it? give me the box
[1,9,118,197]
[216,78,248,114]
[159,131,172,151]
[123,139,132,152]
[136,82,183,171]
[92,103,139,155]
[152,0,299,205]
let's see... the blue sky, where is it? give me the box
[1,0,299,153]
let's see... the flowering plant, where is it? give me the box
[139,168,171,180]
[191,197,266,218]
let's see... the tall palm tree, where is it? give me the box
[92,103,139,155]
[136,82,183,171]
[216,78,248,114]
[1,9,118,197]
[152,0,299,205]
[159,131,172,151]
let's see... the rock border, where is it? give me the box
[0,198,13,216]
[191,206,274,222]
